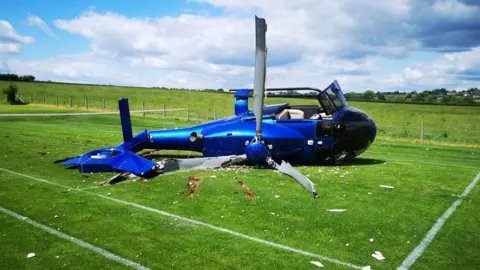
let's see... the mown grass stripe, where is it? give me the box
[0,167,364,269]
[0,205,150,270]
[397,172,480,269]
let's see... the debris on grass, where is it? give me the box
[327,209,347,212]
[368,192,372,195]
[310,261,324,267]
[379,185,394,189]
[106,193,111,196]
[372,251,385,261]
[274,195,280,199]
[54,215,59,218]
[27,253,35,258]
[238,180,256,201]
[369,238,374,243]
[186,176,201,198]
[362,266,371,270]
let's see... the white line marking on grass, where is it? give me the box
[0,168,364,269]
[398,172,480,270]
[0,205,150,270]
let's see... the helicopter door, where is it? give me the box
[314,119,335,162]
[316,80,348,114]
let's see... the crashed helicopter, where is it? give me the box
[55,16,377,198]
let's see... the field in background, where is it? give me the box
[3,81,479,147]
[0,104,479,270]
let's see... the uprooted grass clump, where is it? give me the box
[237,180,256,201]
[185,176,201,198]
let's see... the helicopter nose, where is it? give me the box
[332,107,376,157]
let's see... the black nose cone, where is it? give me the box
[332,107,376,157]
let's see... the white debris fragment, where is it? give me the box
[328,209,347,212]
[220,216,224,219]
[274,195,280,199]
[27,253,35,258]
[372,251,385,261]
[270,212,276,216]
[210,175,216,178]
[369,238,374,243]
[310,261,324,267]
[346,243,350,247]
[379,185,394,189]
[54,215,59,218]
[106,193,111,196]
[173,201,178,204]
[368,192,372,195]
[362,266,372,270]
[55,255,60,259]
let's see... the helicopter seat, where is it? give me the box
[277,109,304,119]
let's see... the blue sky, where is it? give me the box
[1,0,479,92]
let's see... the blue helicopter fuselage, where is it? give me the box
[146,88,377,165]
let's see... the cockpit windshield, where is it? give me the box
[316,81,347,115]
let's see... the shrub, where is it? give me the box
[2,84,18,104]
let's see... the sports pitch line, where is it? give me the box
[397,172,480,269]
[0,205,150,270]
[0,168,365,270]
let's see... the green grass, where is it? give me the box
[2,81,480,146]
[0,104,479,269]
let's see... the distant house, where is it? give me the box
[447,90,457,96]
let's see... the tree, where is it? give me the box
[2,84,18,104]
[377,93,386,100]
[363,90,375,101]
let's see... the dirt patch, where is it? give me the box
[186,176,201,198]
[238,180,256,201]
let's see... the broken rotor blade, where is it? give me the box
[158,155,248,173]
[267,158,319,198]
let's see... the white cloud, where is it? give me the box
[27,15,58,38]
[0,20,35,73]
[6,0,480,91]
[0,20,35,53]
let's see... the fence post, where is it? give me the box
[186,107,190,121]
[103,99,106,111]
[30,94,33,102]
[43,95,46,104]
[420,122,424,144]
[162,104,166,118]
[214,108,217,120]
[69,96,72,107]
[56,96,59,107]
[85,96,88,111]
[142,101,145,117]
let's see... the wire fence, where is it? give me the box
[9,93,480,146]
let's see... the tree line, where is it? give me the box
[0,73,36,82]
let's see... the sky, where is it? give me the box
[0,0,479,92]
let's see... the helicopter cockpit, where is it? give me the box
[274,82,347,121]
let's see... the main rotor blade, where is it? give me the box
[253,15,267,136]
[268,158,319,198]
[158,155,248,173]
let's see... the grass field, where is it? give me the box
[0,103,479,269]
[2,81,480,146]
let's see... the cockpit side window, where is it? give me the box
[318,93,336,115]
[326,88,344,109]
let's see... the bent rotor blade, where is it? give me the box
[268,158,319,198]
[253,16,267,136]
[158,155,248,173]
